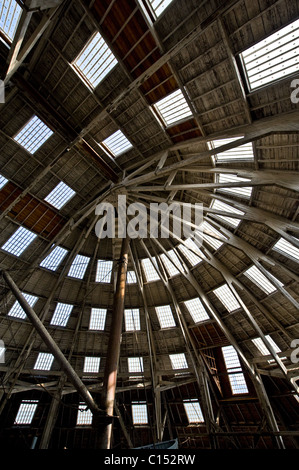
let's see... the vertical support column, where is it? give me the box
[39,376,67,449]
[98,236,130,449]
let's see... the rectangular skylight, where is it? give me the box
[222,345,248,394]
[178,242,202,266]
[183,400,204,423]
[244,265,283,295]
[169,353,189,371]
[14,115,53,154]
[142,257,160,282]
[217,173,252,199]
[168,249,184,270]
[252,335,286,363]
[153,89,193,127]
[83,356,100,374]
[14,400,38,425]
[89,308,107,330]
[0,0,22,44]
[184,297,210,323]
[34,352,54,371]
[50,302,73,327]
[44,181,75,210]
[128,357,144,379]
[211,199,244,228]
[132,402,148,425]
[72,31,118,89]
[2,226,37,256]
[68,254,90,279]
[76,403,93,426]
[101,130,133,157]
[213,284,241,312]
[0,174,8,189]
[39,246,68,271]
[209,138,254,162]
[160,253,180,277]
[124,308,140,331]
[126,270,137,284]
[155,305,176,328]
[240,19,299,90]
[8,293,38,319]
[272,237,299,262]
[148,0,174,18]
[95,260,113,283]
[201,221,224,250]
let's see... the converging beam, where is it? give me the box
[1,270,100,417]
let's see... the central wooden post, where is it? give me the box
[98,236,130,449]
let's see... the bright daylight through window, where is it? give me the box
[73,31,118,89]
[0,0,22,44]
[240,18,299,90]
[14,116,53,154]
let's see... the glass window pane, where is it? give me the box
[101,130,132,157]
[44,181,75,210]
[153,89,192,126]
[2,226,37,256]
[0,0,22,43]
[73,32,118,89]
[14,115,53,154]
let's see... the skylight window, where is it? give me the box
[2,226,37,256]
[8,293,38,319]
[76,403,93,426]
[222,345,248,394]
[178,241,202,266]
[213,284,241,312]
[126,270,137,284]
[95,260,113,283]
[244,265,283,295]
[169,353,189,371]
[252,335,286,363]
[44,181,75,210]
[216,173,252,199]
[34,352,54,371]
[0,0,22,44]
[240,19,299,90]
[183,400,204,423]
[128,357,144,379]
[14,115,53,154]
[14,400,38,425]
[83,356,100,374]
[153,89,193,127]
[209,138,254,162]
[132,402,148,425]
[39,246,68,271]
[50,302,73,327]
[211,199,244,228]
[272,237,299,262]
[124,308,140,331]
[202,221,224,250]
[72,31,118,89]
[160,253,180,277]
[142,257,160,282]
[89,308,107,330]
[155,305,176,329]
[0,174,8,189]
[101,130,133,157]
[184,297,210,323]
[68,254,90,279]
[148,0,174,18]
